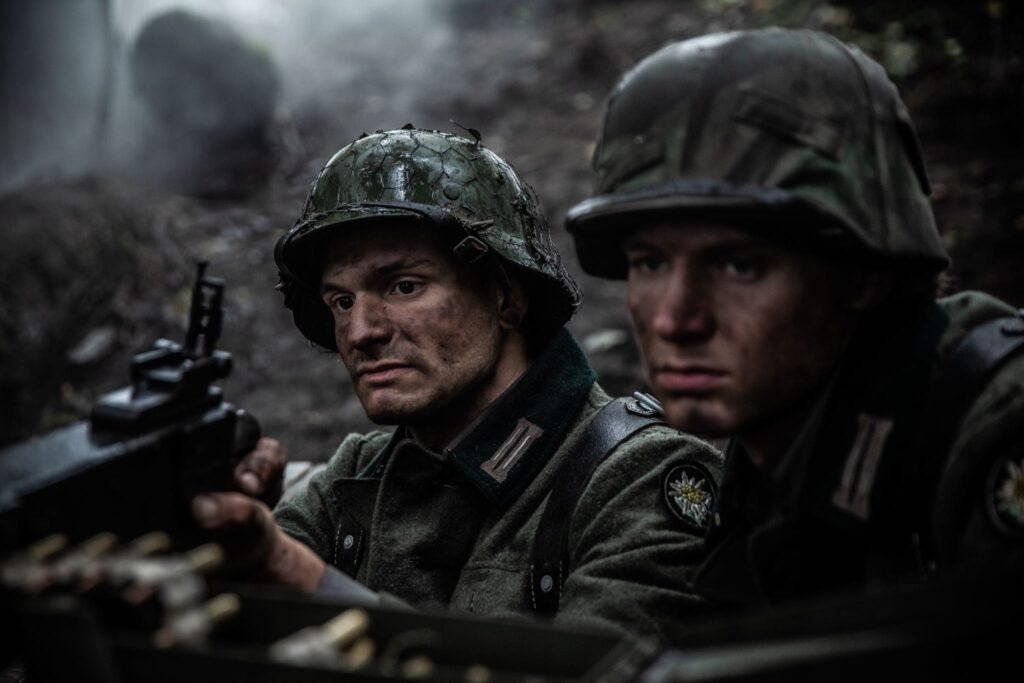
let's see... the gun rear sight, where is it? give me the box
[185,261,225,358]
[90,263,232,432]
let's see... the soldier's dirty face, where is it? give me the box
[624,220,861,436]
[320,224,507,431]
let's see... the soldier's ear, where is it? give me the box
[848,268,892,311]
[492,263,529,329]
[497,280,529,329]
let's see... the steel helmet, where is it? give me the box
[276,127,580,349]
[566,28,950,278]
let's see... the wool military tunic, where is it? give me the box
[692,292,1024,603]
[274,330,722,645]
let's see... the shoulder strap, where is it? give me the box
[915,309,1024,565]
[530,393,665,615]
[927,309,1024,439]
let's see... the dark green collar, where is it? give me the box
[357,329,596,507]
[718,302,951,527]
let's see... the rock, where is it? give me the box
[129,9,281,197]
[581,328,630,354]
[67,325,119,366]
[132,9,279,139]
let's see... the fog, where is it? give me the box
[1,0,493,195]
[114,0,449,114]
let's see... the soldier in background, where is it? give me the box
[566,28,1024,603]
[192,127,721,644]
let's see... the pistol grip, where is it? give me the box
[232,409,262,458]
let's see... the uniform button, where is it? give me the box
[540,575,554,593]
[1001,316,1024,336]
[343,534,355,550]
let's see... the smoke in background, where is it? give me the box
[1,0,488,196]
[0,1,112,194]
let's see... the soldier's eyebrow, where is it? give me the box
[622,234,667,252]
[703,237,773,254]
[320,257,436,295]
[622,233,769,253]
[622,234,649,250]
[320,281,345,296]
[373,256,434,274]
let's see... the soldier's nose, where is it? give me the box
[652,272,714,341]
[346,298,392,349]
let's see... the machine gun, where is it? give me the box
[0,262,260,555]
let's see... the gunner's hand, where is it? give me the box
[233,437,287,507]
[191,492,324,593]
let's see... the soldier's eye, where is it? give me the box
[392,280,422,296]
[722,256,762,280]
[626,252,666,274]
[333,294,355,311]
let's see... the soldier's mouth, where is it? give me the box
[357,362,414,382]
[652,365,727,393]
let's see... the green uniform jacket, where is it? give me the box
[275,330,723,645]
[692,292,1024,603]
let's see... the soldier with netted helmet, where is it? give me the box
[567,28,1024,604]
[190,126,721,644]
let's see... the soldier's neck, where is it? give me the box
[409,332,531,452]
[740,422,801,472]
[739,394,825,473]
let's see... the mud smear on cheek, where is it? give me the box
[426,298,467,378]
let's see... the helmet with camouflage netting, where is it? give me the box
[276,126,580,349]
[566,28,950,278]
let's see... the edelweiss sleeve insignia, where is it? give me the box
[986,453,1024,539]
[662,463,717,533]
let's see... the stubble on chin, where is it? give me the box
[661,396,733,437]
[360,388,441,427]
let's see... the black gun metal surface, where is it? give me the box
[0,263,259,553]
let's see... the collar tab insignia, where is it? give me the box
[480,418,544,483]
[831,413,894,521]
